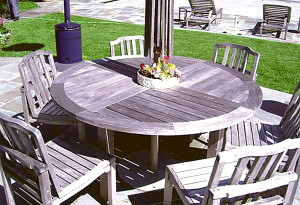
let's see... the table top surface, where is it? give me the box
[51,56,262,136]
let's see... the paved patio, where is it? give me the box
[17,0,300,44]
[0,0,299,204]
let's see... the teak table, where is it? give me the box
[51,56,262,170]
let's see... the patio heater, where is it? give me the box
[55,0,82,64]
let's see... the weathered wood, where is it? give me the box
[18,50,86,143]
[110,35,144,58]
[144,0,174,62]
[164,138,300,204]
[225,80,300,150]
[212,43,260,81]
[51,56,262,169]
[260,4,291,40]
[0,112,116,205]
[207,129,225,158]
[52,57,262,136]
[150,135,159,171]
[185,0,223,31]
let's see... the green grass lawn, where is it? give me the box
[0,13,299,93]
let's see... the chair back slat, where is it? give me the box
[263,4,291,24]
[189,0,216,17]
[19,51,57,120]
[243,156,265,184]
[212,43,260,81]
[228,47,237,68]
[0,112,62,195]
[202,138,300,204]
[283,149,300,172]
[280,80,300,139]
[110,35,144,58]
[229,157,249,184]
[233,49,243,70]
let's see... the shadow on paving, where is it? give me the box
[2,43,45,52]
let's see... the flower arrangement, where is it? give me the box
[139,56,182,80]
[0,18,11,47]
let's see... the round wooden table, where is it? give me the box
[51,56,262,170]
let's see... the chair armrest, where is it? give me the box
[209,172,298,199]
[216,8,223,18]
[0,145,48,174]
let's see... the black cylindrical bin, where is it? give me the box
[55,22,82,64]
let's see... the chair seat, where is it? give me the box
[261,23,287,30]
[38,100,76,123]
[187,15,216,23]
[166,157,238,204]
[45,135,114,198]
[225,120,285,148]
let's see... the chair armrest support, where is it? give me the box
[283,17,288,29]
[0,145,48,174]
[208,10,213,19]
[210,172,298,199]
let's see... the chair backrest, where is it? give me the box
[19,50,57,122]
[212,43,260,81]
[263,4,292,25]
[280,80,300,139]
[110,35,144,58]
[0,111,62,200]
[202,138,300,205]
[188,0,217,17]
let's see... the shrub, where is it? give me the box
[0,18,11,47]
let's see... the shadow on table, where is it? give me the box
[92,57,153,82]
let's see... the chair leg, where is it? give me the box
[186,19,188,29]
[78,122,86,141]
[298,17,300,33]
[164,171,173,205]
[38,172,52,205]
[99,163,116,205]
[283,29,287,40]
[108,163,116,205]
[0,161,16,205]
[260,25,263,36]
[97,128,114,155]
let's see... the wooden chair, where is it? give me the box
[260,4,292,40]
[164,138,300,204]
[110,35,144,58]
[0,111,116,205]
[212,43,260,81]
[185,0,223,31]
[224,80,300,149]
[19,50,86,140]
